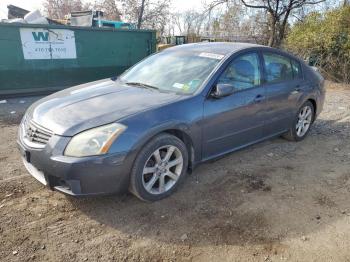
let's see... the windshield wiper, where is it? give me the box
[125,82,159,90]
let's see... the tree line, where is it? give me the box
[43,0,349,82]
[43,0,345,46]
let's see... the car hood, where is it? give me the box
[27,78,183,136]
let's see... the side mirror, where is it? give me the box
[211,83,236,98]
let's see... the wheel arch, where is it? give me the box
[297,94,317,121]
[306,98,317,122]
[307,98,317,114]
[129,123,197,172]
[162,129,195,172]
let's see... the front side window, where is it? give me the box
[263,53,293,83]
[217,52,261,91]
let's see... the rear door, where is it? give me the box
[262,52,304,136]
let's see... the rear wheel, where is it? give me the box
[283,101,315,141]
[129,133,188,201]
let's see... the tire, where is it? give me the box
[283,101,315,142]
[129,133,188,201]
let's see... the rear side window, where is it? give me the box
[291,59,303,79]
[263,53,293,83]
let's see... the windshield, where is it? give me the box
[119,50,223,94]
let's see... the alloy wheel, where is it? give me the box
[142,145,183,195]
[296,105,313,137]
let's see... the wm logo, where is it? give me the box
[32,31,49,41]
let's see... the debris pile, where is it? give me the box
[2,6,48,25]
[1,5,135,29]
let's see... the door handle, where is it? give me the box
[254,94,264,103]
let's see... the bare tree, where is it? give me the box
[121,0,170,29]
[172,10,206,36]
[173,13,184,34]
[137,0,146,29]
[43,0,91,19]
[240,0,327,46]
[239,9,270,44]
[207,0,326,47]
[93,0,122,20]
[208,5,244,37]
[201,2,268,43]
[141,0,170,32]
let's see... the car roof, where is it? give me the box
[164,42,265,56]
[163,42,306,65]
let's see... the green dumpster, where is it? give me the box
[0,23,156,96]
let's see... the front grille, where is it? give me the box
[22,118,53,146]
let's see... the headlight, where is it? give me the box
[64,123,127,157]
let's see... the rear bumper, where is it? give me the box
[315,82,326,118]
[17,138,133,196]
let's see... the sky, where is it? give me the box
[0,0,205,19]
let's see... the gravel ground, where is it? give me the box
[0,82,350,262]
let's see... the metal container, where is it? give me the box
[0,23,156,96]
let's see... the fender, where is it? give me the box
[296,87,319,114]
[128,120,200,164]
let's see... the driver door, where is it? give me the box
[201,52,267,160]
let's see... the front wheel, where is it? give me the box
[129,133,188,201]
[283,101,315,141]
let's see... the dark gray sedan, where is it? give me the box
[17,43,325,201]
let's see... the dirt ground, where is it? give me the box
[0,82,350,262]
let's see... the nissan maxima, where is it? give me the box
[17,43,325,201]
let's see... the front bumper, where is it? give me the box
[17,130,133,196]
